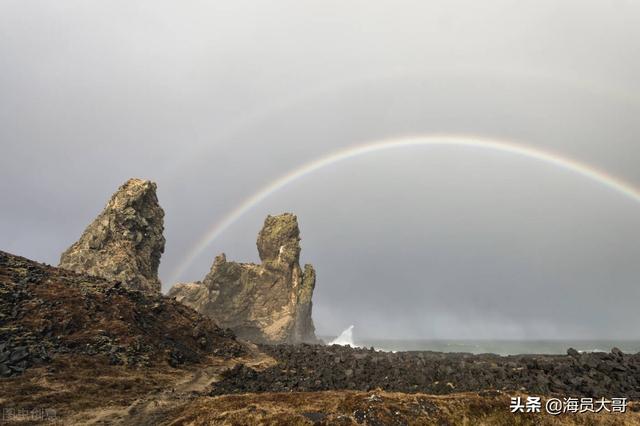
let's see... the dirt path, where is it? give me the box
[67,342,275,425]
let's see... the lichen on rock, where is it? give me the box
[59,178,165,293]
[169,213,318,344]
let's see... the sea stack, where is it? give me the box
[59,178,165,293]
[169,213,318,344]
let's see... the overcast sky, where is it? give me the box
[2,1,640,340]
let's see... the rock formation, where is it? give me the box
[169,213,318,344]
[59,178,165,293]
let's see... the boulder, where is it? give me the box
[169,213,318,344]
[59,178,165,293]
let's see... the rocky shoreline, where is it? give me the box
[211,343,640,399]
[2,248,639,424]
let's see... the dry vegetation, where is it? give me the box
[4,361,639,426]
[164,390,640,426]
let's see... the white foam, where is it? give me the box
[330,325,357,347]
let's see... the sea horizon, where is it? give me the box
[321,336,640,356]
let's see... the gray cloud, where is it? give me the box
[1,0,639,339]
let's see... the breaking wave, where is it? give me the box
[330,325,357,347]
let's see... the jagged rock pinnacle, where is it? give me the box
[256,213,301,265]
[169,213,318,344]
[59,178,165,293]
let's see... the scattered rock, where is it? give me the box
[211,343,640,398]
[9,346,28,363]
[0,250,244,377]
[302,412,327,422]
[59,178,165,293]
[169,213,318,344]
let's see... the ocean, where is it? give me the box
[323,327,640,355]
[349,339,640,356]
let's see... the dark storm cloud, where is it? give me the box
[1,0,639,339]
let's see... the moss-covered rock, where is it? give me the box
[169,213,318,344]
[59,178,165,293]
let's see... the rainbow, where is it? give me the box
[168,134,640,284]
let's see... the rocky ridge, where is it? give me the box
[59,178,165,293]
[169,213,318,344]
[0,250,244,377]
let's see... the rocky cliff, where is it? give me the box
[169,213,318,344]
[59,178,165,293]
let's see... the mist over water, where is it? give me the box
[329,325,357,347]
[358,339,640,356]
[326,326,640,355]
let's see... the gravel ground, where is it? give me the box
[211,343,640,398]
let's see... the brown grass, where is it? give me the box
[166,391,640,426]
[2,355,639,425]
[0,355,181,421]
